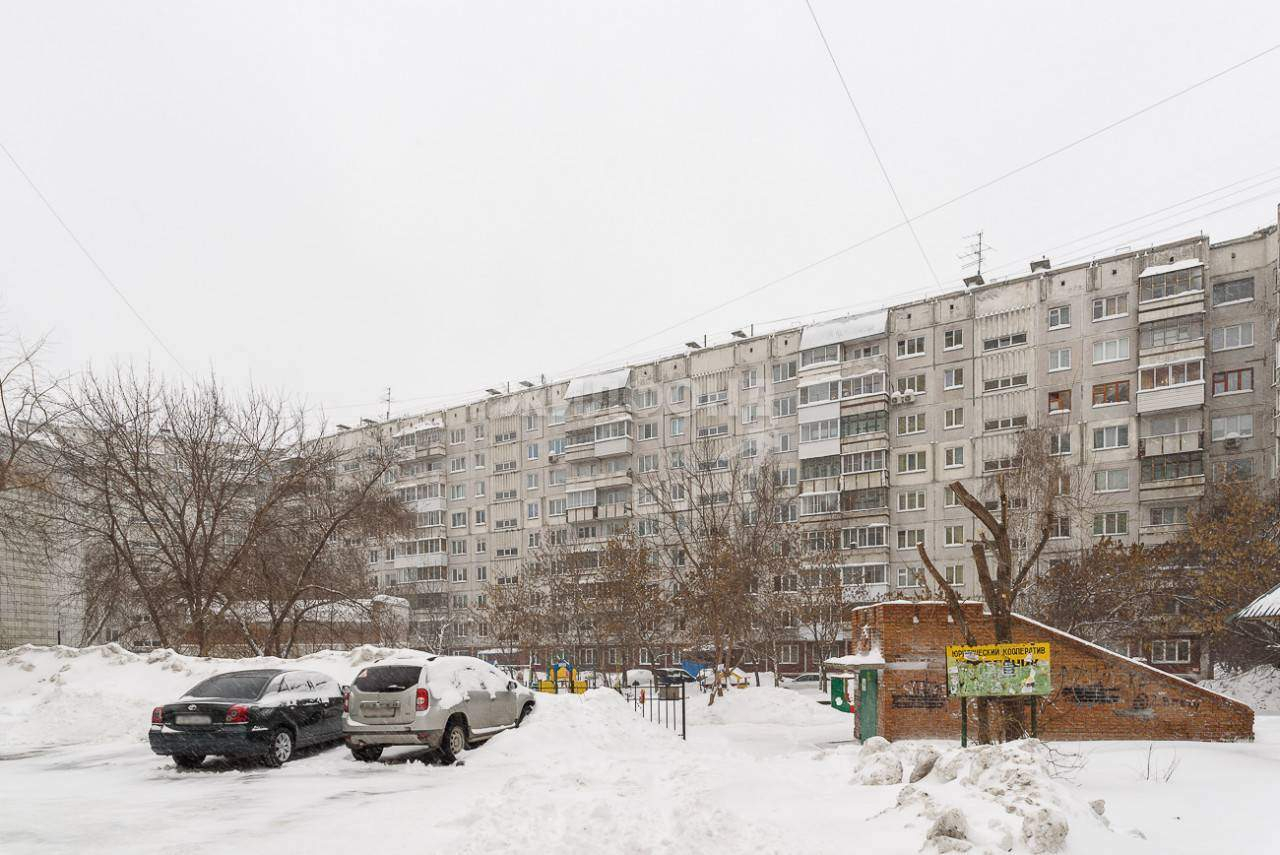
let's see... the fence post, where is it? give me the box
[681,680,687,741]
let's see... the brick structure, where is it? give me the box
[846,602,1253,742]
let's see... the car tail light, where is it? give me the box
[151,707,163,725]
[342,691,350,713]
[415,688,429,712]
[225,704,250,724]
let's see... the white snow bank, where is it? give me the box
[826,649,884,667]
[0,643,435,749]
[1201,664,1280,713]
[685,685,848,728]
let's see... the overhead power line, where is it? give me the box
[803,0,940,287]
[564,39,1280,374]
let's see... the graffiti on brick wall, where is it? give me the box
[891,680,946,709]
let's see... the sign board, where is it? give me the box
[945,642,1051,697]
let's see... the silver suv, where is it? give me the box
[342,655,535,762]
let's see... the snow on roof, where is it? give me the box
[797,371,844,388]
[1236,581,1280,622]
[825,649,885,668]
[565,368,631,399]
[392,417,443,438]
[800,312,887,350]
[1139,258,1202,278]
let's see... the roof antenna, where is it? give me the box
[383,386,392,421]
[959,229,993,287]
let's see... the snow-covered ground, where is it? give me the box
[1201,663,1280,713]
[2,644,1278,855]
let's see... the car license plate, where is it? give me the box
[175,714,211,725]
[360,702,397,718]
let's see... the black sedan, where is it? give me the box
[149,668,344,768]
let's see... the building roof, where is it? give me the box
[799,311,887,350]
[1236,581,1280,622]
[1138,257,1202,278]
[565,368,631,399]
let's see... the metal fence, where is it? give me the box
[622,681,687,740]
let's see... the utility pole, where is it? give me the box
[958,230,994,284]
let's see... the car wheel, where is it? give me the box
[439,718,467,763]
[350,745,383,762]
[262,728,294,768]
[516,703,534,727]
[173,753,205,769]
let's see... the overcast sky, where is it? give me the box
[3,1,1280,423]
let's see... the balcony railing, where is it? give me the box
[1138,431,1203,458]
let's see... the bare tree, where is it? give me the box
[596,526,671,682]
[915,428,1058,742]
[0,337,65,546]
[53,367,381,654]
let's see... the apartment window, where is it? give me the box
[842,410,888,437]
[896,336,925,358]
[741,367,759,389]
[845,373,886,398]
[944,367,964,389]
[670,417,686,437]
[983,332,1027,352]
[1149,505,1189,528]
[526,443,539,460]
[526,502,540,520]
[1092,294,1128,320]
[1216,457,1255,481]
[776,502,797,524]
[1211,413,1253,441]
[943,328,964,350]
[944,446,964,468]
[547,438,565,456]
[897,566,925,587]
[897,412,926,435]
[1093,337,1129,364]
[1092,511,1129,537]
[1139,360,1202,391]
[1050,516,1071,539]
[802,344,841,367]
[897,490,926,512]
[449,428,465,444]
[1151,639,1192,664]
[697,422,729,439]
[1212,368,1253,396]
[670,384,687,404]
[1092,381,1130,406]
[895,374,926,394]
[943,564,965,586]
[944,406,964,429]
[984,415,1028,432]
[800,419,839,443]
[772,360,797,383]
[1094,468,1129,492]
[637,453,658,474]
[944,525,965,547]
[849,343,882,359]
[741,403,760,425]
[637,422,657,441]
[1141,452,1203,482]
[548,498,567,516]
[449,456,466,473]
[1140,266,1202,302]
[841,563,887,585]
[1139,317,1202,350]
[450,511,468,529]
[549,469,566,486]
[1048,390,1071,414]
[897,451,927,474]
[1049,430,1071,456]
[777,433,794,453]
[636,388,658,408]
[772,395,797,418]
[1048,348,1070,372]
[1211,278,1254,306]
[494,430,517,445]
[1047,305,1071,329]
[800,492,840,516]
[448,484,466,500]
[775,467,797,487]
[1211,322,1253,352]
[983,373,1028,392]
[449,539,467,556]
[944,486,959,508]
[741,438,758,458]
[842,449,887,474]
[897,528,925,550]
[1092,425,1129,450]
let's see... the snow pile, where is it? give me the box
[0,643,434,749]
[849,738,1125,853]
[686,685,844,727]
[1201,664,1280,713]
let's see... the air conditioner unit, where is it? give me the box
[902,390,916,404]
[1224,436,1241,450]
[889,391,904,405]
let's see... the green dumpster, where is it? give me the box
[830,675,852,713]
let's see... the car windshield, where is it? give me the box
[353,665,423,693]
[185,671,277,699]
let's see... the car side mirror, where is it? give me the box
[508,681,518,690]
[340,685,351,694]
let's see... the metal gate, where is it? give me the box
[622,681,687,740]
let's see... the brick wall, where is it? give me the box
[850,602,1253,742]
